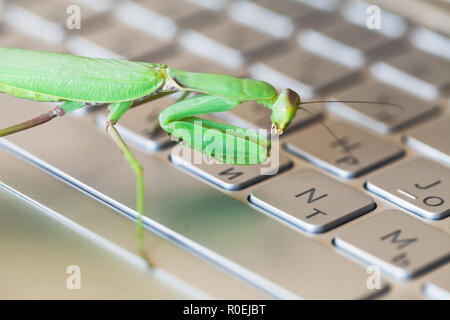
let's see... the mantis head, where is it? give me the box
[270,89,300,135]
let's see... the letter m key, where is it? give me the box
[380,230,418,249]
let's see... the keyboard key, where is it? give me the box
[410,27,450,61]
[171,146,292,190]
[326,79,439,134]
[374,0,450,37]
[113,1,177,40]
[298,29,365,69]
[0,24,65,52]
[134,0,206,24]
[404,116,450,167]
[65,34,126,59]
[249,169,374,233]
[307,1,406,60]
[423,264,450,300]
[228,1,295,38]
[179,17,282,68]
[182,0,227,11]
[0,94,385,299]
[248,61,314,100]
[284,121,404,178]
[341,0,407,38]
[66,18,173,60]
[371,48,450,100]
[245,0,317,21]
[295,0,339,12]
[316,23,402,60]
[299,12,344,31]
[67,0,114,13]
[2,2,65,44]
[334,210,450,279]
[366,158,450,220]
[11,0,99,30]
[249,46,359,97]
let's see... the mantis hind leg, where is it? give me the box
[0,100,85,137]
[106,101,153,267]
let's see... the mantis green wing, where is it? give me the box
[0,47,165,103]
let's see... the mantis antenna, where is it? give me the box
[300,100,404,113]
[296,100,405,154]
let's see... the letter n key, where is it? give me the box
[249,170,374,233]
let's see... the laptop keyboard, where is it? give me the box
[0,0,449,299]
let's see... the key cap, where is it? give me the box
[366,158,450,220]
[373,0,450,37]
[298,29,366,69]
[245,0,317,21]
[404,116,450,167]
[334,209,450,280]
[2,2,65,44]
[250,46,359,96]
[341,0,407,38]
[228,0,295,39]
[0,94,385,299]
[182,0,227,11]
[178,29,245,70]
[292,0,343,30]
[66,18,173,59]
[249,169,375,233]
[171,146,292,190]
[294,0,339,12]
[371,48,450,101]
[134,0,206,24]
[218,100,323,135]
[0,185,196,299]
[66,0,114,13]
[113,1,177,41]
[14,0,114,14]
[410,27,450,61]
[11,0,99,29]
[284,121,404,178]
[423,264,450,300]
[317,23,402,60]
[326,79,439,134]
[179,17,282,68]
[0,24,65,52]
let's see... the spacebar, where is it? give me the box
[0,99,380,299]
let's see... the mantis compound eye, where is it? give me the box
[270,88,300,135]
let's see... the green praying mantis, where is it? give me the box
[0,47,299,263]
[0,47,401,265]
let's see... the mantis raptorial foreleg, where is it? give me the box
[159,94,270,164]
[0,100,85,137]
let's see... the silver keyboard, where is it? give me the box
[0,0,449,299]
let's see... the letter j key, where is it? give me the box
[366,158,450,220]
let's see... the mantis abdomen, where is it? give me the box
[0,47,166,103]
